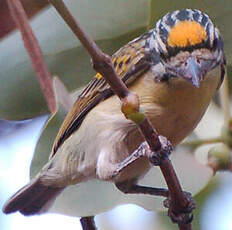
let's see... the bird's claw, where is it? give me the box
[163,192,196,224]
[148,135,173,166]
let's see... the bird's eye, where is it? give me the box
[196,56,207,64]
[196,58,201,64]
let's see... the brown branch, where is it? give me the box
[49,1,193,229]
[80,217,97,230]
[0,0,49,39]
[6,0,56,114]
[179,223,192,230]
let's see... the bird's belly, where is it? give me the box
[140,68,221,146]
[115,69,221,182]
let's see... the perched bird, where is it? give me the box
[3,9,225,216]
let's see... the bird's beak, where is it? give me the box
[184,56,201,88]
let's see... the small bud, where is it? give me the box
[208,143,231,173]
[121,93,145,123]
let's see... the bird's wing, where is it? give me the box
[51,33,152,157]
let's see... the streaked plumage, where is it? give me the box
[3,9,226,216]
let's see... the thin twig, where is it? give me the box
[1,0,49,39]
[179,223,192,230]
[80,217,97,230]
[219,70,231,127]
[49,1,193,229]
[7,0,56,114]
[183,137,222,149]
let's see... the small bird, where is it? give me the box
[3,9,225,216]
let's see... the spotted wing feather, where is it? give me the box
[51,33,152,157]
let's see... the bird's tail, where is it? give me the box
[2,178,64,216]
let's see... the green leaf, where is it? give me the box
[30,77,73,178]
[0,28,146,120]
[0,0,149,120]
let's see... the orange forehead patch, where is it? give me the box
[167,21,207,48]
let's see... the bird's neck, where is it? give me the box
[131,66,221,145]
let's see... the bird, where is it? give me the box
[3,9,226,216]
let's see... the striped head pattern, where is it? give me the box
[147,9,224,63]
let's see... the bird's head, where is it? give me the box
[147,9,225,88]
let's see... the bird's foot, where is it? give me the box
[163,192,196,225]
[147,135,173,166]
